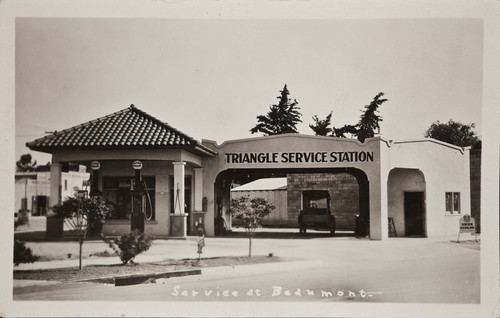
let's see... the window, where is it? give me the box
[445,192,460,214]
[102,176,155,220]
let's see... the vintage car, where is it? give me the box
[298,190,336,236]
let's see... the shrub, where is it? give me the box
[103,230,153,265]
[14,239,40,266]
[14,217,27,229]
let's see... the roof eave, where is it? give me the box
[26,144,218,157]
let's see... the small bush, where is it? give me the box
[102,230,153,265]
[14,239,40,266]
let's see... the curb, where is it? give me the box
[14,260,322,288]
[73,269,202,286]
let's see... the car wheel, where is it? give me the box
[299,226,306,235]
[330,225,335,236]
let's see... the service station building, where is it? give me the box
[27,105,471,240]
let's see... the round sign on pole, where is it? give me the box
[90,161,100,170]
[132,160,143,170]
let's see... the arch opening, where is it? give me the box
[387,168,427,237]
[214,168,369,238]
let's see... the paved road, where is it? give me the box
[14,234,480,303]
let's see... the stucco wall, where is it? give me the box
[203,136,470,239]
[60,171,90,201]
[15,177,50,212]
[15,171,86,213]
[388,140,471,237]
[202,134,381,237]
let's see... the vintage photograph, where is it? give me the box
[5,1,499,317]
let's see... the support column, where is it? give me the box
[369,173,389,240]
[192,168,205,235]
[171,162,187,237]
[47,163,64,239]
[49,163,62,208]
[194,168,203,211]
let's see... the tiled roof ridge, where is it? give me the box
[26,104,218,157]
[128,104,197,144]
[27,107,131,145]
[61,107,130,135]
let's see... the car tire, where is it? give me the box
[330,223,335,237]
[330,227,335,236]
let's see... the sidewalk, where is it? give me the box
[14,224,479,272]
[13,236,325,288]
[13,226,326,287]
[14,221,480,288]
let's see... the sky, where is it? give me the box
[15,18,483,165]
[6,3,500,316]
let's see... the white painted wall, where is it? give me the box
[60,171,90,201]
[387,139,470,237]
[202,134,383,238]
[15,175,50,212]
[15,171,87,213]
[203,136,471,239]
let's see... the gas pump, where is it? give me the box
[131,161,145,232]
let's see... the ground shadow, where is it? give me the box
[220,229,358,240]
[14,230,103,242]
[15,229,359,242]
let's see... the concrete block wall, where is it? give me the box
[287,173,359,230]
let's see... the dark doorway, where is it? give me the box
[31,195,48,216]
[404,192,425,236]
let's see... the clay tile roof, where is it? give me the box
[26,105,217,156]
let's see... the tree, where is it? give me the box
[16,153,37,172]
[250,84,302,135]
[424,119,481,149]
[228,196,275,257]
[35,162,52,172]
[332,124,359,138]
[309,112,333,136]
[308,92,387,142]
[356,92,387,142]
[52,195,109,270]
